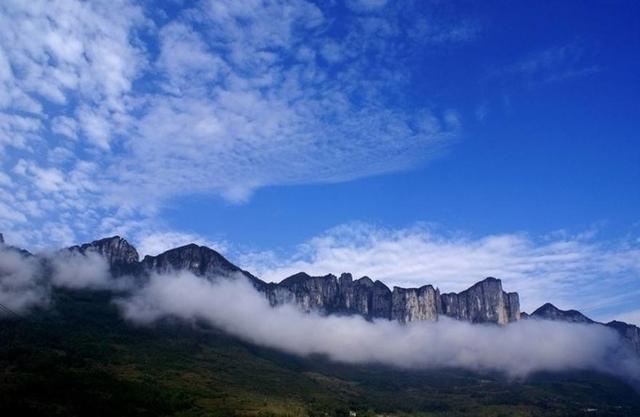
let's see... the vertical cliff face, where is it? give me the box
[141,244,236,277]
[506,292,520,322]
[139,243,264,289]
[62,236,521,325]
[264,272,394,319]
[391,285,439,323]
[370,280,393,319]
[266,273,519,325]
[68,236,139,275]
[439,277,520,324]
[271,272,340,312]
[266,272,394,319]
[21,234,640,360]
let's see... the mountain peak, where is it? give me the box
[537,302,559,311]
[72,235,139,267]
[476,276,501,285]
[140,242,246,280]
[531,303,594,324]
[280,272,338,288]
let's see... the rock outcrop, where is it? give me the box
[391,285,440,323]
[32,235,523,325]
[264,272,519,324]
[68,236,139,274]
[141,244,237,277]
[7,233,640,359]
[66,236,520,325]
[35,234,640,347]
[140,243,264,288]
[440,277,520,324]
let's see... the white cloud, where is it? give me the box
[239,223,640,317]
[48,250,113,290]
[0,0,145,115]
[118,272,640,381]
[0,201,27,223]
[0,246,49,313]
[51,116,78,140]
[0,0,471,249]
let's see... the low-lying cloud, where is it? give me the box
[2,245,638,383]
[0,246,128,314]
[49,250,113,290]
[0,246,49,314]
[118,272,640,381]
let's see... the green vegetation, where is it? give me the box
[1,289,639,417]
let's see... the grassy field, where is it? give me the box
[1,288,639,417]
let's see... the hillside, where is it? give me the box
[2,287,640,417]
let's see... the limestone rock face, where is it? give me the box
[440,277,520,324]
[336,274,372,316]
[370,280,393,319]
[266,274,519,325]
[264,272,394,319]
[7,233,640,361]
[336,274,392,319]
[68,236,139,275]
[507,292,521,322]
[272,272,340,312]
[139,243,264,289]
[141,244,236,277]
[391,285,439,323]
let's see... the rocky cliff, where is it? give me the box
[263,271,519,324]
[8,234,639,338]
[67,236,139,275]
[139,243,265,289]
[440,277,520,324]
[55,236,522,325]
[68,236,519,325]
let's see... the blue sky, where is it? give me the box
[0,0,639,322]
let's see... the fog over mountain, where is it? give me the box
[118,271,640,381]
[0,243,48,313]
[1,234,639,384]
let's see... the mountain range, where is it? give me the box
[2,233,638,357]
[3,233,640,416]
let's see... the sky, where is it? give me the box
[0,1,639,322]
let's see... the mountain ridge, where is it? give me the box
[526,301,640,355]
[2,234,639,355]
